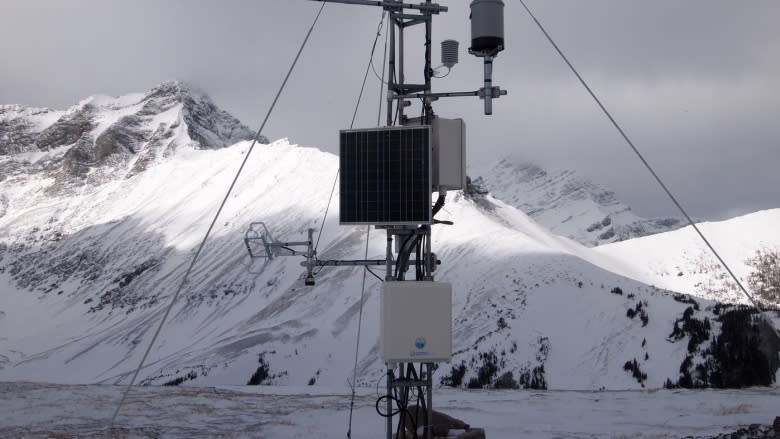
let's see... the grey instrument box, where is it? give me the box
[381,281,453,363]
[432,117,466,191]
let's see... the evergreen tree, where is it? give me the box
[746,248,780,306]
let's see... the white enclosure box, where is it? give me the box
[381,281,453,363]
[432,118,466,191]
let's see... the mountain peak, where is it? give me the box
[144,80,205,102]
[0,81,262,180]
[473,156,682,246]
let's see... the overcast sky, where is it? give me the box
[1,0,778,220]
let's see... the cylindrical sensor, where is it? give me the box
[441,39,459,68]
[470,0,505,54]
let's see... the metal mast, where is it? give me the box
[258,2,507,437]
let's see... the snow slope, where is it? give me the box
[595,209,780,305]
[0,84,777,392]
[2,136,775,391]
[472,157,682,246]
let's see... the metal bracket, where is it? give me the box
[478,86,507,99]
[307,0,447,14]
[244,223,316,285]
[245,223,442,286]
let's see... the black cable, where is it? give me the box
[375,367,418,436]
[413,364,427,439]
[370,57,390,86]
[395,232,417,279]
[376,13,389,126]
[369,11,391,88]
[517,0,775,328]
[374,394,419,438]
[394,233,412,278]
[392,68,401,126]
[432,66,451,78]
[432,193,446,216]
[365,266,384,283]
[397,366,417,439]
[416,234,423,281]
[375,394,404,417]
[313,264,328,276]
[279,246,297,254]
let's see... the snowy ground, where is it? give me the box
[1,382,778,438]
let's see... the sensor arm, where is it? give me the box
[393,88,508,100]
[306,0,447,13]
[300,259,440,267]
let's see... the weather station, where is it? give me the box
[244,1,507,438]
[87,1,779,436]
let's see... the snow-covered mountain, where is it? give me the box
[596,209,780,305]
[472,158,682,246]
[0,85,777,392]
[0,105,65,156]
[0,80,261,184]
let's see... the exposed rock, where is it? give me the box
[0,194,7,218]
[705,423,775,438]
[474,158,682,246]
[94,115,145,160]
[0,105,62,155]
[35,107,94,151]
[141,81,260,148]
[403,404,471,437]
[0,118,37,155]
[0,80,263,184]
[61,135,96,176]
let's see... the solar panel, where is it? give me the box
[340,126,431,225]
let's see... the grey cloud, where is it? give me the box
[0,0,777,220]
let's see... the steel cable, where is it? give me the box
[108,2,327,429]
[315,10,387,255]
[347,11,389,438]
[516,0,777,333]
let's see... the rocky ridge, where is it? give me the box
[0,81,262,184]
[473,158,682,246]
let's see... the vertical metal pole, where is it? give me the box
[387,15,396,126]
[425,228,433,280]
[386,365,393,439]
[399,21,405,87]
[424,6,432,123]
[398,17,405,124]
[426,363,433,439]
[378,13,388,127]
[483,56,494,115]
[399,363,408,439]
[425,6,436,438]
[386,232,394,281]
[305,228,315,285]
